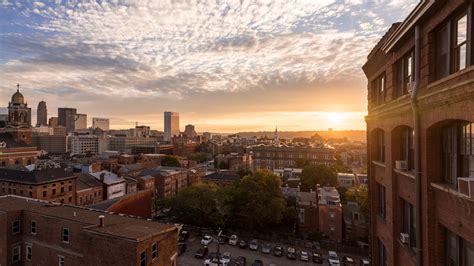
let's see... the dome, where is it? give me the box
[11,88,24,105]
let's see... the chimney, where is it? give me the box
[100,173,105,183]
[99,215,105,227]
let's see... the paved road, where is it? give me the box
[179,235,331,266]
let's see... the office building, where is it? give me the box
[363,1,474,265]
[58,107,76,133]
[108,136,157,154]
[0,195,179,265]
[184,124,197,138]
[31,135,68,154]
[92,117,110,131]
[164,111,179,141]
[36,101,47,126]
[68,134,108,155]
[72,113,87,131]
[49,116,58,127]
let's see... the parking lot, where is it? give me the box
[178,233,368,266]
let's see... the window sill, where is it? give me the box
[372,161,386,168]
[427,65,474,89]
[398,240,416,257]
[431,182,474,203]
[393,169,415,180]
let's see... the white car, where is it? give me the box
[300,251,309,261]
[222,252,231,264]
[201,235,213,245]
[328,250,340,265]
[249,240,258,251]
[229,234,238,246]
[204,257,229,266]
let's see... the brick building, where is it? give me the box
[140,167,188,199]
[75,173,103,206]
[0,167,76,204]
[317,186,343,243]
[0,195,179,265]
[363,1,474,265]
[0,133,37,167]
[250,144,336,171]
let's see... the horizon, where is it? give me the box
[0,1,417,132]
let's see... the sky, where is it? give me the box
[0,0,417,132]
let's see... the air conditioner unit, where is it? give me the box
[400,233,410,244]
[457,177,474,199]
[395,160,407,171]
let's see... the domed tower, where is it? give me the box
[6,84,32,143]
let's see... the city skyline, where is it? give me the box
[0,1,417,132]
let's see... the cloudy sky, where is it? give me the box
[0,0,417,132]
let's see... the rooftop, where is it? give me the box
[0,167,76,185]
[0,195,177,241]
[0,132,35,148]
[202,171,239,182]
[90,170,125,185]
[76,173,103,191]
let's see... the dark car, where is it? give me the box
[179,230,190,241]
[218,235,226,245]
[195,246,208,259]
[239,240,247,249]
[343,256,356,265]
[252,259,263,266]
[261,243,272,254]
[178,242,186,256]
[312,251,323,263]
[273,246,283,257]
[234,256,247,266]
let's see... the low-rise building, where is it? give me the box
[136,175,155,191]
[201,170,239,187]
[0,133,38,167]
[318,186,343,243]
[90,170,126,200]
[75,173,103,206]
[337,173,357,188]
[31,134,68,154]
[0,195,179,265]
[140,167,188,199]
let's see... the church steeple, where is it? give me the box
[274,126,279,145]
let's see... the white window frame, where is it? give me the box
[12,220,21,235]
[12,245,21,263]
[31,220,37,235]
[62,228,69,243]
[26,243,32,261]
[58,255,65,266]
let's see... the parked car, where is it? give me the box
[300,251,310,262]
[261,243,272,254]
[328,251,340,265]
[287,247,297,260]
[179,230,190,241]
[229,234,238,246]
[218,236,226,245]
[201,235,213,245]
[251,259,263,266]
[273,245,283,257]
[204,257,229,266]
[221,252,232,264]
[239,240,247,249]
[178,242,186,256]
[342,256,356,265]
[195,246,208,259]
[249,240,259,251]
[361,258,370,266]
[312,251,323,263]
[234,256,247,266]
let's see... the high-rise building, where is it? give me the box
[364,1,474,265]
[72,113,87,131]
[184,124,197,138]
[164,111,179,141]
[36,101,47,126]
[92,117,110,131]
[48,116,58,127]
[58,107,76,133]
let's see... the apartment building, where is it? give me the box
[363,1,474,265]
[317,186,343,243]
[140,167,188,199]
[0,195,179,265]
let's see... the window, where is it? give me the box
[31,221,37,234]
[68,185,72,191]
[401,199,416,249]
[140,251,147,266]
[374,130,385,162]
[58,255,65,266]
[152,243,158,259]
[62,228,69,243]
[400,127,415,170]
[60,187,64,193]
[435,22,451,80]
[442,122,474,187]
[379,239,387,266]
[377,183,386,218]
[68,196,72,203]
[12,220,20,234]
[43,190,47,197]
[454,14,468,71]
[371,73,386,107]
[52,188,56,196]
[79,196,82,205]
[446,229,474,266]
[12,245,21,263]
[26,244,32,261]
[395,51,414,98]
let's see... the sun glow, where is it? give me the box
[326,112,345,124]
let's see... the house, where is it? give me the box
[90,170,126,200]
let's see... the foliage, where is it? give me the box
[166,183,222,228]
[310,133,323,143]
[336,186,348,204]
[300,164,337,191]
[188,152,208,163]
[237,168,252,178]
[346,185,369,218]
[161,155,181,167]
[295,158,311,168]
[332,154,353,173]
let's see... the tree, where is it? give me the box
[336,186,348,204]
[300,164,337,191]
[295,158,311,168]
[188,152,208,163]
[237,168,252,178]
[220,170,286,232]
[346,185,369,218]
[161,155,181,167]
[167,183,222,230]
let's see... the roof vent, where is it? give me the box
[99,215,105,227]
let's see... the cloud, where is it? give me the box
[0,0,417,130]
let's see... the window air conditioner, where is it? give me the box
[395,160,407,171]
[400,233,410,244]
[457,177,474,199]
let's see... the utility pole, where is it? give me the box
[217,227,222,266]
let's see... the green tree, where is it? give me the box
[300,164,337,191]
[346,185,369,218]
[237,168,252,178]
[220,170,286,232]
[161,155,181,167]
[167,183,222,230]
[336,186,348,204]
[295,158,311,168]
[188,152,208,163]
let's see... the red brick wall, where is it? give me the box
[107,190,154,218]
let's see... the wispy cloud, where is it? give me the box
[0,0,417,131]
